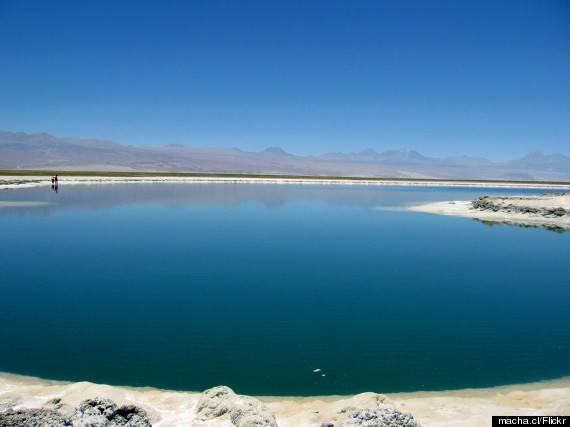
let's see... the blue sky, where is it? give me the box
[0,0,568,160]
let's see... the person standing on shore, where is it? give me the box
[51,175,59,193]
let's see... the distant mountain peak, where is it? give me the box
[259,146,291,156]
[522,151,546,159]
[379,148,427,162]
[385,148,421,154]
[359,148,379,155]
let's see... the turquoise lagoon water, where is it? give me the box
[0,183,568,396]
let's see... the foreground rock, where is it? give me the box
[196,386,277,427]
[0,398,151,427]
[343,408,421,427]
[0,408,73,426]
[73,397,151,426]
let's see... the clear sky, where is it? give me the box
[0,0,568,160]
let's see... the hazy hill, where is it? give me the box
[1,131,569,181]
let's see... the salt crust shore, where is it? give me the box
[409,193,570,231]
[1,175,570,191]
[1,373,569,426]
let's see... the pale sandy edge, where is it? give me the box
[1,373,569,426]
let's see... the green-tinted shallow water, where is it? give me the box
[0,184,568,396]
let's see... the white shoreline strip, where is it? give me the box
[2,175,570,190]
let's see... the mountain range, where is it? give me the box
[1,131,569,181]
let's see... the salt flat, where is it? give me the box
[2,175,570,190]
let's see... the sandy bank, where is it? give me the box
[410,193,570,232]
[1,175,570,190]
[1,373,569,426]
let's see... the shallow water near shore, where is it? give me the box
[0,183,569,396]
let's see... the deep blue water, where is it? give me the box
[0,183,568,396]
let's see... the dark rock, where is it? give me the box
[0,398,150,427]
[343,407,421,427]
[472,194,569,219]
[548,207,567,217]
[110,405,150,427]
[73,397,151,427]
[75,397,118,420]
[0,408,73,426]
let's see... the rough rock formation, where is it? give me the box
[343,407,421,427]
[0,398,151,427]
[0,408,73,426]
[471,193,570,218]
[73,397,151,427]
[195,386,277,427]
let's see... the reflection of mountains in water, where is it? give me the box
[474,218,569,234]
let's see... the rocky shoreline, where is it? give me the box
[1,374,569,426]
[471,193,569,218]
[409,192,570,232]
[0,382,423,427]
